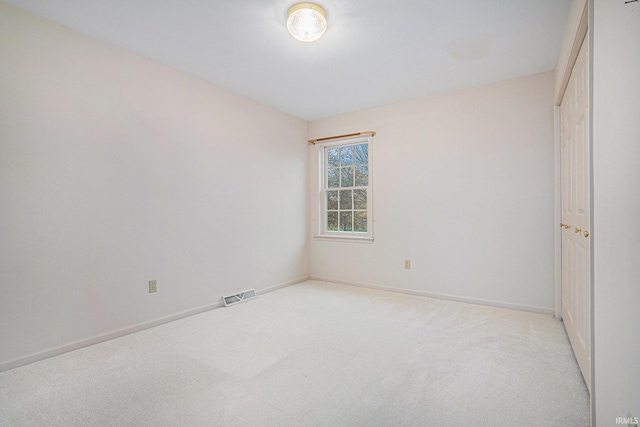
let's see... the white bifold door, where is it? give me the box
[560,33,591,392]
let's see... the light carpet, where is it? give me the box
[0,280,590,426]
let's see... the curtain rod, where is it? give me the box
[308,131,376,144]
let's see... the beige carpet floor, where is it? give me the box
[0,280,590,426]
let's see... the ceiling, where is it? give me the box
[5,0,571,121]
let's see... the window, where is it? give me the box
[316,135,373,242]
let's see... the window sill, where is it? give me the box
[313,235,374,243]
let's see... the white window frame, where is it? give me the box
[314,135,374,243]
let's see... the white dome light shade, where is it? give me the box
[287,3,327,42]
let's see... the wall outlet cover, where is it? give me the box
[149,280,157,293]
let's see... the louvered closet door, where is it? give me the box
[560,33,590,391]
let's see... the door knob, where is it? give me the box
[583,230,590,237]
[574,227,581,234]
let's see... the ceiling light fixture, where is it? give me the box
[287,3,327,42]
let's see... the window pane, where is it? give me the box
[339,190,353,210]
[327,147,340,167]
[327,211,339,231]
[355,144,368,165]
[328,168,339,188]
[340,211,353,231]
[340,146,354,165]
[340,166,354,187]
[321,141,372,237]
[355,166,368,186]
[354,211,367,232]
[354,189,367,209]
[327,191,339,210]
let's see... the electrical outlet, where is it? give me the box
[148,280,157,293]
[404,260,411,269]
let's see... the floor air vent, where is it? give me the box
[223,289,257,307]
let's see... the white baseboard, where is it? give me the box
[0,275,310,373]
[258,275,310,295]
[310,276,555,315]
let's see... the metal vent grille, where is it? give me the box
[223,289,257,307]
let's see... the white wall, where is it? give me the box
[0,2,309,368]
[309,71,556,313]
[592,0,640,424]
